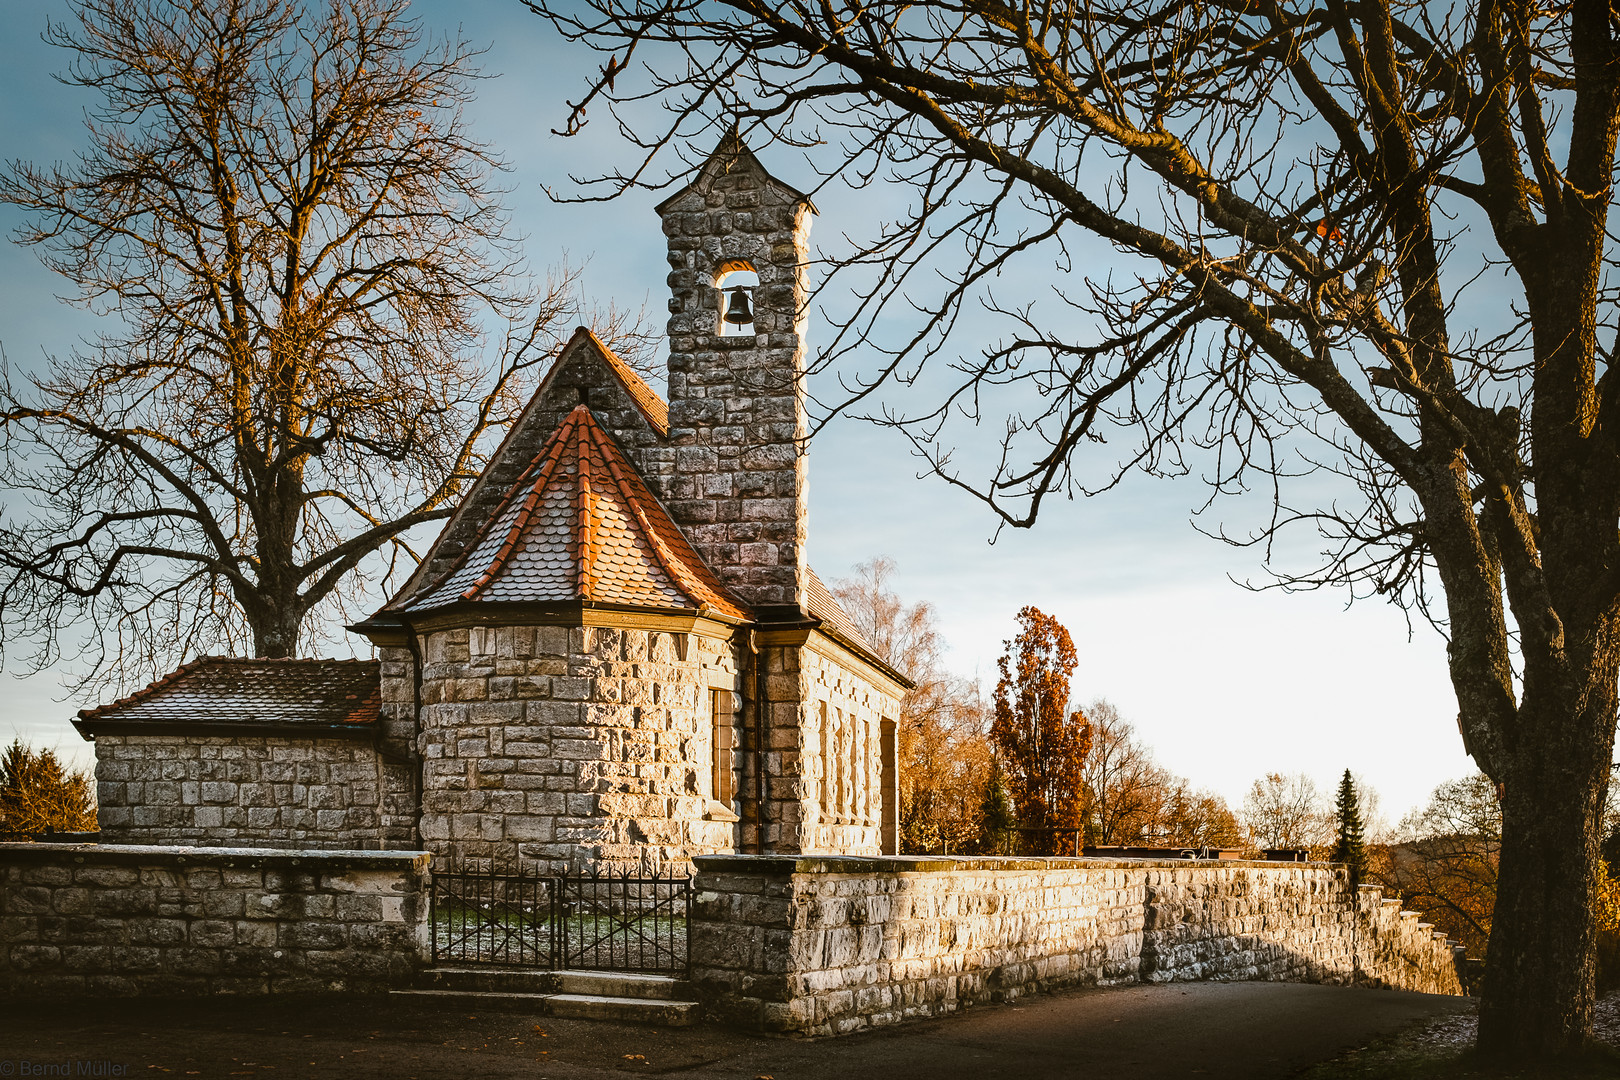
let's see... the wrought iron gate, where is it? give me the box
[430,861,692,975]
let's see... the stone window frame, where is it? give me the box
[703,668,742,826]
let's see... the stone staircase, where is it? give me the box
[392,967,701,1026]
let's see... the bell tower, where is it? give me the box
[653,130,816,615]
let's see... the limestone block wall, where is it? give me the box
[790,641,900,855]
[690,855,1466,1036]
[658,151,813,610]
[377,645,421,847]
[93,735,409,849]
[0,844,428,998]
[417,622,742,871]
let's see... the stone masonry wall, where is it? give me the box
[787,641,900,855]
[0,844,428,998]
[417,623,741,871]
[691,855,1465,1036]
[658,144,813,610]
[93,735,408,850]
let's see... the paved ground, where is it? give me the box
[0,982,1475,1080]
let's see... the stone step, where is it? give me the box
[543,992,699,1027]
[389,988,700,1027]
[552,969,692,1000]
[390,989,555,1011]
[417,966,557,994]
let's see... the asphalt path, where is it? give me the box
[0,981,1475,1079]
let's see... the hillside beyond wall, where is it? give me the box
[690,855,1465,1036]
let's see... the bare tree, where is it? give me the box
[832,556,990,852]
[526,0,1620,1054]
[0,0,645,694]
[1242,772,1331,851]
[1075,700,1175,845]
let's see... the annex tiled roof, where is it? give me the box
[406,405,748,621]
[74,657,380,733]
[804,567,882,660]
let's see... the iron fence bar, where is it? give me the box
[429,861,691,973]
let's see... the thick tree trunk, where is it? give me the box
[1477,690,1614,1057]
[247,601,303,659]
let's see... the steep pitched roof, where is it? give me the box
[405,405,748,621]
[74,657,380,737]
[803,568,880,658]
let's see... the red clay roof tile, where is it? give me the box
[407,406,747,620]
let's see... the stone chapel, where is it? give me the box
[74,133,910,872]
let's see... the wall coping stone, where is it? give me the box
[692,853,1343,873]
[0,842,431,873]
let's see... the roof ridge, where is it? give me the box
[400,404,747,621]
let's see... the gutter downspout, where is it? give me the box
[751,629,769,854]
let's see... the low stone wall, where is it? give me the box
[690,855,1465,1036]
[0,844,429,998]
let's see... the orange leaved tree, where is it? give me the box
[991,607,1091,854]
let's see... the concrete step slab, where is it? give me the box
[542,992,700,1027]
[551,970,692,1000]
[416,966,558,994]
[389,989,553,1012]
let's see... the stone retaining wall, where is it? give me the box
[690,855,1465,1036]
[0,844,429,998]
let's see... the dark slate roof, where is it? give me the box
[74,657,380,736]
[404,405,749,621]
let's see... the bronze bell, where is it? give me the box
[723,285,754,325]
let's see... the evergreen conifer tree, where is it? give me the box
[980,764,1018,855]
[1332,769,1368,884]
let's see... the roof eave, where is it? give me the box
[73,719,379,740]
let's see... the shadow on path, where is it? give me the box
[0,981,1475,1080]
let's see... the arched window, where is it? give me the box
[714,261,758,336]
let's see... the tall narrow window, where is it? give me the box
[819,701,832,821]
[712,689,738,809]
[837,708,851,822]
[880,719,899,854]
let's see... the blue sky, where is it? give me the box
[0,0,1471,822]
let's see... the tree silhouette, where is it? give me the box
[0,0,646,692]
[1333,769,1368,885]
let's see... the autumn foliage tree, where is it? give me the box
[991,606,1091,853]
[833,557,990,853]
[0,739,96,837]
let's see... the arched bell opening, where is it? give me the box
[714,261,759,337]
